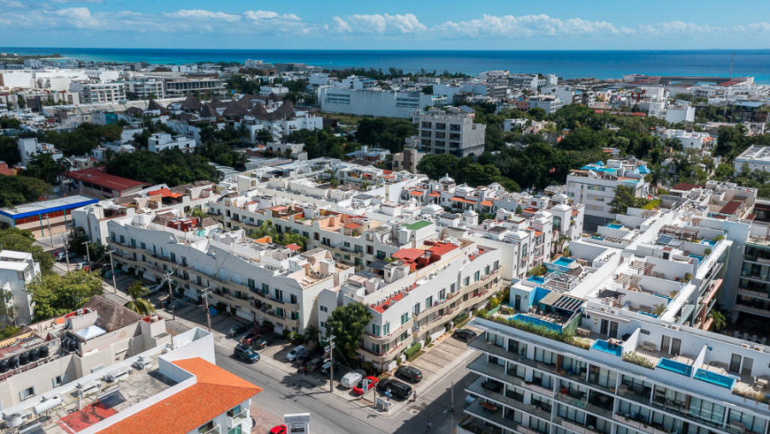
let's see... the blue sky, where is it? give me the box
[1,0,769,50]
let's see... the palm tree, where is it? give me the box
[708,310,727,331]
[124,282,156,316]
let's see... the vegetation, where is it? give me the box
[404,342,422,359]
[0,136,22,166]
[354,117,417,153]
[622,351,656,369]
[0,325,21,340]
[106,150,222,186]
[248,220,308,249]
[324,302,373,362]
[708,309,727,331]
[42,123,123,156]
[285,129,352,160]
[196,123,249,170]
[226,74,261,95]
[21,153,71,184]
[124,282,156,315]
[0,175,51,207]
[0,228,53,273]
[609,185,654,214]
[27,271,104,321]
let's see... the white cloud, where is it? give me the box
[735,22,770,33]
[637,21,720,35]
[47,0,102,3]
[0,0,26,9]
[164,10,241,23]
[333,13,426,35]
[436,14,620,38]
[54,7,101,29]
[243,10,301,22]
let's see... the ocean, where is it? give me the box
[4,47,770,83]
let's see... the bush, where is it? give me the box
[362,361,374,373]
[262,320,274,332]
[623,351,655,369]
[425,335,432,347]
[289,331,304,345]
[454,312,469,326]
[282,329,291,339]
[642,199,661,210]
[404,342,422,359]
[445,323,452,332]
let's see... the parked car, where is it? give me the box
[241,330,261,345]
[320,359,338,376]
[286,345,306,362]
[306,357,324,373]
[55,251,76,262]
[73,262,89,271]
[253,336,269,349]
[147,283,167,295]
[269,425,287,434]
[296,351,312,364]
[353,375,379,395]
[396,365,423,383]
[228,323,250,338]
[233,344,260,363]
[377,378,413,400]
[453,328,478,343]
[340,369,366,389]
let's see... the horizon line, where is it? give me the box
[3,46,770,53]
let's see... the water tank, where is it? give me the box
[29,348,40,362]
[3,413,23,428]
[8,356,19,369]
[39,345,50,358]
[33,395,63,415]
[0,359,8,373]
[18,352,29,366]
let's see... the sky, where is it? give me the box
[1,0,770,50]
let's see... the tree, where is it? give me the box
[324,303,373,362]
[22,153,70,184]
[609,185,636,215]
[0,228,53,273]
[28,271,104,321]
[708,309,727,331]
[124,282,156,315]
[0,175,51,207]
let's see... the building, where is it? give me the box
[71,81,126,104]
[163,77,226,97]
[649,101,696,123]
[0,195,99,238]
[0,307,260,434]
[412,108,486,157]
[318,86,445,119]
[126,77,165,99]
[65,167,150,199]
[735,145,770,172]
[0,250,40,325]
[566,159,650,228]
[657,128,715,150]
[17,137,63,166]
[528,95,565,114]
[148,133,196,153]
[393,144,425,174]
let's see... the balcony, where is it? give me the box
[553,417,603,434]
[199,426,220,434]
[467,356,525,388]
[228,409,248,426]
[466,377,552,421]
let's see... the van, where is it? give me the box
[340,369,365,389]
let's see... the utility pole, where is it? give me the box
[45,214,54,248]
[165,271,175,320]
[62,235,71,270]
[201,287,212,332]
[82,242,91,273]
[326,335,335,393]
[451,381,456,434]
[107,249,117,293]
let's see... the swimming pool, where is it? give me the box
[657,358,693,376]
[528,276,545,284]
[701,239,716,247]
[553,257,576,267]
[510,314,563,333]
[694,369,736,390]
[592,339,622,356]
[606,223,623,230]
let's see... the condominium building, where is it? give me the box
[566,159,650,229]
[412,108,486,157]
[125,77,165,99]
[0,250,40,326]
[735,145,770,172]
[148,133,196,153]
[735,199,770,321]
[71,81,126,104]
[318,86,445,118]
[106,214,354,333]
[528,95,565,114]
[164,77,226,97]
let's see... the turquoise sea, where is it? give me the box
[4,48,770,83]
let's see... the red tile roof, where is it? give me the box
[450,196,476,205]
[65,167,149,192]
[344,222,362,230]
[719,200,741,216]
[408,190,424,196]
[392,248,424,261]
[99,358,262,434]
[428,191,441,197]
[672,183,704,191]
[148,187,182,198]
[286,243,302,251]
[428,242,456,257]
[480,200,493,207]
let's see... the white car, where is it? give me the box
[340,369,366,389]
[286,345,306,362]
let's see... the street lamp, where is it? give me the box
[201,287,213,332]
[81,241,91,273]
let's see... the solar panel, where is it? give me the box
[656,235,674,245]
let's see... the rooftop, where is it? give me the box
[0,195,98,219]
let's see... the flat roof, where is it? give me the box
[65,167,149,192]
[0,195,98,219]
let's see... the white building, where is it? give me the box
[528,95,565,114]
[126,77,165,99]
[318,86,445,119]
[412,107,486,157]
[70,81,126,104]
[649,100,696,123]
[735,145,770,172]
[657,128,716,150]
[148,133,196,153]
[16,137,63,166]
[0,250,40,325]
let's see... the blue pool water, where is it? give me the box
[606,223,623,230]
[592,340,623,356]
[511,314,563,333]
[701,240,716,246]
[657,358,693,376]
[689,254,704,263]
[554,257,575,267]
[528,276,545,284]
[694,369,736,389]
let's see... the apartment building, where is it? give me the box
[657,128,715,150]
[735,199,770,321]
[566,159,650,229]
[0,319,259,434]
[318,86,445,118]
[735,145,770,172]
[126,77,165,99]
[148,132,196,153]
[412,108,486,157]
[322,238,502,371]
[164,77,226,97]
[528,95,565,114]
[106,214,354,333]
[71,81,126,104]
[0,250,40,326]
[16,137,63,166]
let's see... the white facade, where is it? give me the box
[148,133,196,153]
[71,81,126,104]
[657,128,715,150]
[566,159,650,223]
[413,108,486,157]
[17,137,63,166]
[0,250,40,325]
[318,86,444,119]
[735,145,770,172]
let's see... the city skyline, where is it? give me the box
[2,0,770,50]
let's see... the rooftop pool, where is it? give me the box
[606,223,623,230]
[701,239,716,247]
[657,358,693,377]
[510,314,563,333]
[528,276,545,284]
[592,339,622,357]
[694,369,737,390]
[553,257,575,267]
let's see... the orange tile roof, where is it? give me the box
[393,248,424,261]
[147,188,182,198]
[450,196,476,205]
[344,222,362,230]
[286,243,302,251]
[99,358,262,434]
[253,236,272,244]
[408,190,424,196]
[480,200,493,207]
[428,191,441,197]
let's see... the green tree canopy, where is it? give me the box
[125,281,156,315]
[0,175,51,207]
[325,302,373,362]
[106,150,222,186]
[28,271,104,321]
[0,228,53,273]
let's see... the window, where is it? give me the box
[372,324,381,336]
[320,305,328,313]
[413,303,421,315]
[20,386,35,400]
[52,375,65,387]
[290,294,298,304]
[400,332,408,342]
[383,323,390,335]
[474,271,480,281]
[371,342,380,353]
[425,296,433,308]
[141,242,146,249]
[120,235,125,244]
[400,313,409,325]
[262,283,270,294]
[110,232,116,242]
[291,311,299,320]
[463,276,470,287]
[91,365,103,373]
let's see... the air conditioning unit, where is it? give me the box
[741,344,750,349]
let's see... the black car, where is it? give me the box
[253,336,269,349]
[377,378,413,400]
[396,365,423,383]
[228,323,250,337]
[233,344,260,363]
[320,359,338,375]
[306,357,324,373]
[452,329,478,343]
[296,351,313,364]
